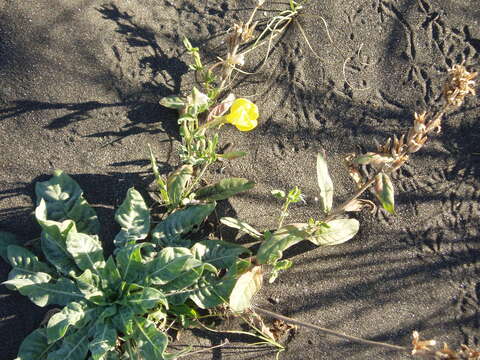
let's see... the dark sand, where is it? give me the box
[1,0,479,359]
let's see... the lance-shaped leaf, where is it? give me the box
[151,203,216,247]
[66,232,105,272]
[3,275,83,307]
[111,306,135,336]
[47,327,90,360]
[133,318,168,359]
[191,240,250,268]
[47,301,90,344]
[75,269,105,304]
[99,257,122,294]
[113,188,151,247]
[148,144,168,201]
[375,172,395,214]
[220,217,262,239]
[256,224,310,265]
[189,274,236,309]
[217,151,246,160]
[17,328,58,360]
[35,200,77,243]
[161,265,211,305]
[35,170,100,234]
[125,287,168,314]
[308,219,360,246]
[89,322,117,360]
[159,95,185,110]
[316,153,334,213]
[41,232,80,277]
[147,247,201,285]
[0,231,18,263]
[167,165,193,207]
[229,266,263,312]
[7,245,53,279]
[195,178,255,202]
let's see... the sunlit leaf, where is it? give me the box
[375,172,395,214]
[308,219,360,246]
[229,266,263,312]
[220,217,262,239]
[316,153,334,213]
[89,322,117,360]
[159,95,185,110]
[147,247,201,286]
[66,232,105,273]
[166,165,193,207]
[195,178,254,202]
[191,240,250,268]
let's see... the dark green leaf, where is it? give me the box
[316,153,334,213]
[256,225,309,265]
[308,219,360,246]
[35,170,100,234]
[229,266,263,312]
[166,165,193,207]
[89,322,117,360]
[41,232,80,277]
[66,232,105,272]
[189,274,236,309]
[195,178,254,202]
[191,240,250,268]
[17,328,57,360]
[47,327,89,360]
[47,301,90,344]
[375,172,395,214]
[151,203,215,247]
[114,188,151,247]
[125,287,167,314]
[133,318,168,359]
[99,257,122,293]
[0,231,18,263]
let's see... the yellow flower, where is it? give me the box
[224,98,259,131]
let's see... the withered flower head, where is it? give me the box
[412,331,437,357]
[444,64,477,108]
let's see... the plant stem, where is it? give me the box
[184,162,210,196]
[252,306,408,352]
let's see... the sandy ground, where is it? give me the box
[1,0,480,359]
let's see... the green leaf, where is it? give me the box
[47,301,90,344]
[35,170,100,234]
[147,247,201,286]
[219,217,262,239]
[41,231,80,277]
[148,144,168,201]
[74,269,105,304]
[0,231,18,263]
[3,275,83,307]
[166,165,193,207]
[114,188,151,247]
[191,240,250,268]
[375,172,395,214]
[115,243,148,283]
[256,225,309,265]
[161,266,206,305]
[133,318,168,359]
[229,266,263,312]
[111,306,134,336]
[7,245,53,278]
[17,328,57,360]
[89,322,117,360]
[66,232,105,272]
[268,259,292,284]
[195,178,255,202]
[125,287,168,314]
[47,327,89,360]
[308,219,360,246]
[35,200,77,244]
[316,153,334,213]
[217,151,246,160]
[159,95,185,110]
[151,203,215,247]
[189,274,236,309]
[99,257,122,293]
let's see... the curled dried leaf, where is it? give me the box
[344,199,376,213]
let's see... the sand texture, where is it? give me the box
[1,0,480,359]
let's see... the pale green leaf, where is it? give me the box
[159,95,185,110]
[115,243,148,283]
[316,153,334,213]
[308,219,360,246]
[147,247,201,286]
[114,188,151,247]
[41,232,80,277]
[189,274,236,309]
[47,301,90,344]
[256,224,309,265]
[166,165,193,207]
[219,217,262,239]
[47,327,89,360]
[66,232,105,272]
[229,266,263,312]
[133,318,168,359]
[35,170,100,234]
[126,287,168,314]
[7,245,53,278]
